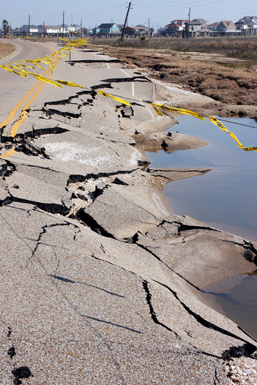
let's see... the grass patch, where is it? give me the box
[0,41,17,61]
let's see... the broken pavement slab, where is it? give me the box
[0,205,254,383]
[0,43,257,384]
[0,204,232,384]
[82,182,172,239]
[133,130,209,152]
[135,214,257,289]
[147,167,211,182]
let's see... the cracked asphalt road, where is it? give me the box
[0,41,256,384]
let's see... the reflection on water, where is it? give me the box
[146,115,257,340]
[201,273,257,341]
[146,116,257,242]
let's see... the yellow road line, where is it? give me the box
[0,44,59,159]
[0,44,56,132]
[0,148,16,158]
[10,57,59,138]
[0,77,45,131]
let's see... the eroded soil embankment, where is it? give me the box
[88,44,257,118]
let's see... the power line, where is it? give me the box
[136,0,210,5]
[135,0,222,9]
[74,3,127,19]
[218,118,257,130]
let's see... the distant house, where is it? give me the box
[170,20,189,29]
[19,25,38,35]
[163,23,174,34]
[235,18,248,30]
[124,26,149,36]
[37,25,70,35]
[93,23,120,36]
[201,25,209,32]
[207,22,219,31]
[243,16,257,26]
[235,17,257,30]
[192,18,208,25]
[164,20,189,35]
[186,20,202,36]
[68,24,81,33]
[43,25,62,35]
[217,21,237,33]
[136,24,149,30]
[14,23,79,37]
[165,22,183,33]
[136,25,150,34]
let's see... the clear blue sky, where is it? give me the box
[2,0,257,30]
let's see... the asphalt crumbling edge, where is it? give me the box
[1,86,257,342]
[1,50,257,384]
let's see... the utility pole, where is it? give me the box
[188,8,191,39]
[69,30,71,64]
[120,2,131,42]
[81,19,85,51]
[62,11,65,37]
[28,15,30,36]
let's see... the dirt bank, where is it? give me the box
[0,41,17,61]
[88,44,257,119]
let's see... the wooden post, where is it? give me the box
[120,2,131,43]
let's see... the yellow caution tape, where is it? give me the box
[98,91,131,106]
[24,71,62,87]
[59,47,69,54]
[0,64,16,73]
[152,104,164,116]
[40,55,55,70]
[22,59,40,63]
[209,116,257,152]
[0,64,29,78]
[34,74,62,87]
[57,39,88,49]
[65,46,75,51]
[52,51,68,59]
[12,63,22,69]
[21,60,45,70]
[15,62,35,69]
[38,56,50,66]
[15,71,29,78]
[0,64,15,73]
[60,51,69,57]
[0,40,87,88]
[9,65,23,71]
[152,103,205,121]
[56,80,83,88]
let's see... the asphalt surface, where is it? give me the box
[0,40,256,384]
[0,40,55,125]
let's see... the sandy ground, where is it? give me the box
[0,40,17,61]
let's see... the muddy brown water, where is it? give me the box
[146,115,257,340]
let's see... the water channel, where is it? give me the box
[146,115,257,340]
